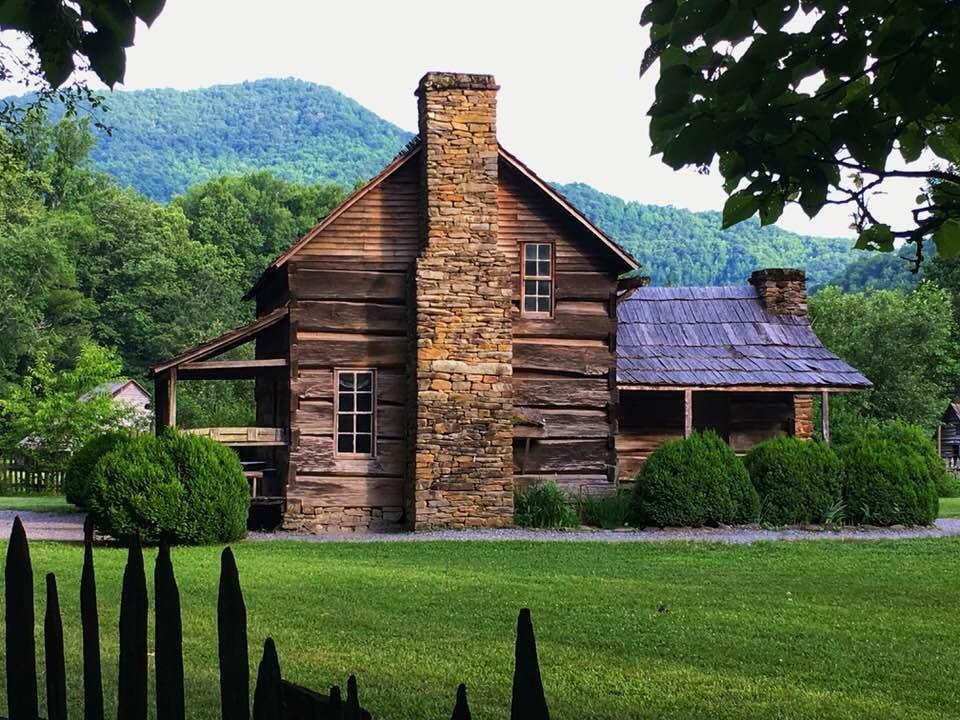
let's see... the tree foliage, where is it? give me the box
[641,0,960,266]
[0,343,141,466]
[810,281,959,430]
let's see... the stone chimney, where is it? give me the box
[409,72,514,530]
[749,268,807,316]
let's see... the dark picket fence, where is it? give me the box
[0,459,65,495]
[3,517,552,720]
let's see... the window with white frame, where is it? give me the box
[335,369,375,455]
[521,242,553,317]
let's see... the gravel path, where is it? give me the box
[4,509,960,544]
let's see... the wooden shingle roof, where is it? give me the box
[617,286,871,390]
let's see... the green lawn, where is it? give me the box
[2,539,960,720]
[940,497,960,518]
[0,495,76,513]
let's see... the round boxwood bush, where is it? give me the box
[629,430,759,527]
[64,430,131,507]
[161,430,250,543]
[744,436,842,525]
[87,431,249,543]
[514,481,578,528]
[865,421,957,499]
[837,435,938,526]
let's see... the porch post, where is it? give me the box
[820,390,830,444]
[153,368,177,432]
[683,389,693,439]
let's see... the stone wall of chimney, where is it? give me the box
[749,268,807,316]
[408,72,514,530]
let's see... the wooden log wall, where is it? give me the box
[939,413,960,462]
[499,161,620,495]
[616,390,797,480]
[281,158,419,532]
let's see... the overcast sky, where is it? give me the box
[2,1,928,238]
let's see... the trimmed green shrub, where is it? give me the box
[863,421,956,499]
[515,481,579,528]
[64,430,131,507]
[160,430,250,543]
[937,471,960,498]
[837,435,938,526]
[87,431,249,543]
[629,430,759,527]
[744,436,842,525]
[87,434,185,541]
[578,491,632,529]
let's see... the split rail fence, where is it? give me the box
[3,518,552,719]
[0,460,64,495]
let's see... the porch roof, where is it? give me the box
[148,306,288,378]
[617,286,871,390]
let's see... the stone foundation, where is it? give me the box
[282,502,404,533]
[409,72,514,530]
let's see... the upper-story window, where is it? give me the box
[335,369,375,456]
[521,242,553,317]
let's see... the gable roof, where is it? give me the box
[243,141,639,300]
[617,285,871,390]
[79,379,151,402]
[148,306,288,377]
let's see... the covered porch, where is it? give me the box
[148,307,291,509]
[615,385,843,480]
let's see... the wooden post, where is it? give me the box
[821,390,830,444]
[153,369,177,431]
[683,389,693,439]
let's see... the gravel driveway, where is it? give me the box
[4,509,960,544]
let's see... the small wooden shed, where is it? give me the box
[936,401,960,472]
[615,271,871,478]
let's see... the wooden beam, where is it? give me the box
[182,359,287,371]
[683,389,693,439]
[618,384,865,393]
[167,368,177,428]
[178,358,288,380]
[154,369,176,431]
[821,390,831,444]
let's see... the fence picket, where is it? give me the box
[81,517,105,720]
[5,516,39,720]
[218,548,250,720]
[253,638,282,720]
[118,538,148,720]
[510,608,549,720]
[2,525,554,720]
[451,683,471,720]
[45,573,68,720]
[155,540,185,720]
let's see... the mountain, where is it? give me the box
[82,78,411,201]
[75,78,860,286]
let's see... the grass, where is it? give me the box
[939,497,960,518]
[0,495,76,514]
[2,539,960,719]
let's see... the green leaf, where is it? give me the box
[662,117,717,169]
[670,0,730,45]
[131,0,166,25]
[82,29,126,87]
[928,125,960,165]
[759,194,785,226]
[898,124,924,163]
[854,224,894,252]
[640,0,677,26]
[933,220,960,259]
[722,191,759,228]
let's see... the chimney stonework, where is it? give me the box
[749,268,807,316]
[408,72,514,530]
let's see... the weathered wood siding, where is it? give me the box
[616,390,797,480]
[499,160,620,494]
[283,157,418,532]
[939,411,960,463]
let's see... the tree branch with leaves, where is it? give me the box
[640,0,960,267]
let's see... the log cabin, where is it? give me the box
[936,401,960,473]
[148,72,869,532]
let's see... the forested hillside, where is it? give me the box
[77,78,410,201]
[70,78,866,287]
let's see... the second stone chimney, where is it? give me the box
[409,72,514,530]
[749,268,807,316]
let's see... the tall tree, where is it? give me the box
[640,0,960,266]
[810,282,959,430]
